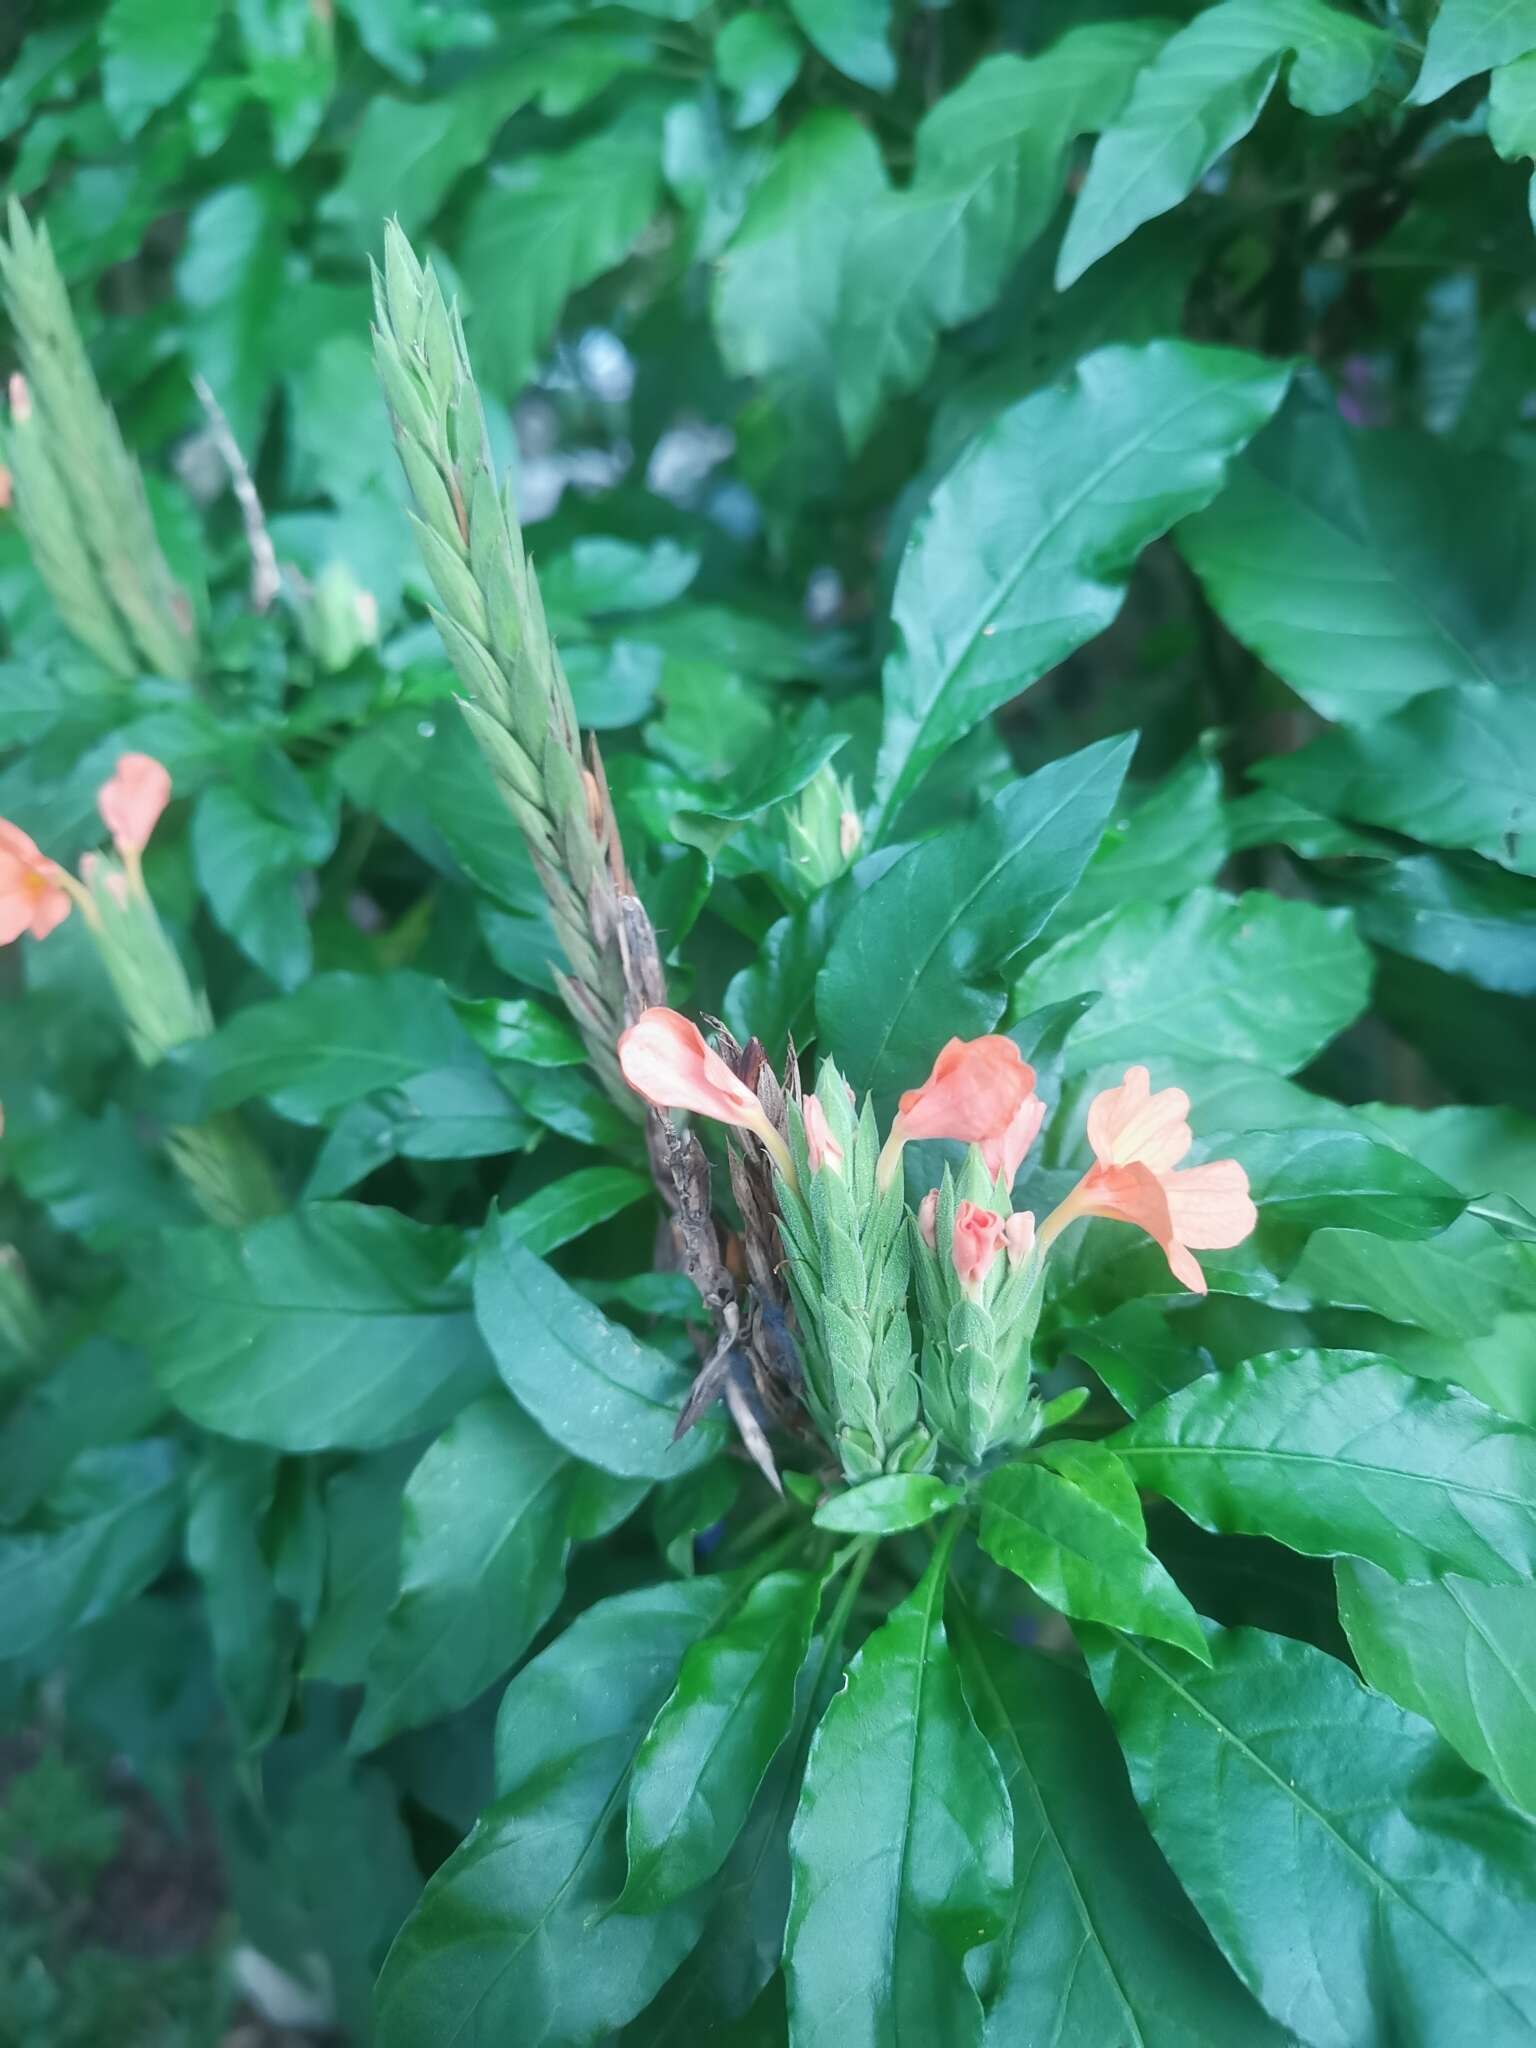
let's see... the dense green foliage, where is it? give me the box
[4,0,1536,2043]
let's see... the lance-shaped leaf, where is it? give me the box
[1337,1559,1536,1815]
[1410,0,1536,104]
[620,1568,823,1912]
[952,1617,1292,2048]
[376,1578,736,2048]
[978,1443,1210,1660]
[870,340,1289,831]
[1088,1623,1536,2048]
[1257,684,1536,878]
[352,1394,581,1752]
[186,1441,295,1751]
[1113,1349,1536,1585]
[1178,398,1536,723]
[1011,887,1372,1076]
[1225,1128,1466,1238]
[819,735,1132,1097]
[784,1534,1012,2048]
[812,1473,965,1535]
[1058,0,1392,285]
[130,1205,494,1453]
[474,1214,722,1479]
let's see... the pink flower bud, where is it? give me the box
[98,754,171,859]
[803,1096,844,1175]
[951,1200,1005,1293]
[1003,1211,1036,1266]
[838,810,862,860]
[916,1188,939,1249]
[8,374,31,424]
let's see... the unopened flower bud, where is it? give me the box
[9,374,31,423]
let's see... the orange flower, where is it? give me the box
[981,1091,1047,1188]
[876,1036,1039,1189]
[618,1007,794,1180]
[951,1200,1006,1292]
[1040,1065,1255,1294]
[0,820,72,945]
[98,754,171,861]
[803,1096,844,1176]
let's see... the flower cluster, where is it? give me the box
[619,1006,1255,1474]
[1,751,169,946]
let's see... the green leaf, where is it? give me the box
[131,1204,493,1452]
[156,970,493,1123]
[1067,745,1229,925]
[3,1442,183,1659]
[1337,1560,1536,1814]
[835,25,1167,446]
[375,1578,735,2048]
[621,1568,823,1911]
[191,770,337,990]
[1088,1623,1536,2048]
[786,0,893,91]
[713,110,888,500]
[186,1441,296,1751]
[784,1534,1012,2048]
[715,12,802,128]
[1258,684,1536,877]
[1011,887,1371,1076]
[456,109,664,396]
[302,1449,416,1686]
[1290,1223,1531,1337]
[820,735,1133,1097]
[1322,851,1536,998]
[1067,1298,1216,1419]
[176,179,291,451]
[353,1393,578,1751]
[474,1211,720,1479]
[1231,1127,1466,1237]
[0,1336,164,1524]
[978,1444,1211,1660]
[321,74,511,236]
[1113,1349,1536,1585]
[872,341,1290,830]
[812,1474,965,1534]
[1179,398,1536,722]
[1059,0,1392,285]
[101,0,221,136]
[1410,0,1536,104]
[502,1167,652,1258]
[952,1617,1292,2048]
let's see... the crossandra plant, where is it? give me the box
[4,1,1536,2043]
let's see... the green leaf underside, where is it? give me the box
[474,1211,720,1478]
[784,1536,1013,2048]
[1114,1349,1536,1585]
[1088,1623,1536,2048]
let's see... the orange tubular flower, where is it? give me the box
[876,1036,1040,1190]
[98,753,171,863]
[618,1007,795,1181]
[0,821,72,944]
[951,1201,1006,1293]
[1039,1065,1255,1294]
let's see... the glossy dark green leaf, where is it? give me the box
[1337,1559,1536,1814]
[177,179,291,448]
[186,1440,296,1751]
[474,1210,720,1478]
[1290,1221,1531,1336]
[131,1205,493,1452]
[1179,399,1536,721]
[301,1449,417,1686]
[375,1578,736,2048]
[1067,746,1228,924]
[3,1441,183,1659]
[1066,1298,1217,1418]
[1230,1127,1466,1237]
[952,1617,1292,2048]
[322,73,511,234]
[1113,1348,1536,1585]
[812,1474,965,1534]
[784,1535,1012,2048]
[786,0,893,91]
[502,1167,652,1258]
[621,1568,823,1911]
[1258,684,1536,877]
[1089,1623,1536,2048]
[352,1394,578,1752]
[0,1335,164,1524]
[1324,851,1536,998]
[872,342,1289,828]
[1012,887,1371,1075]
[1059,0,1391,285]
[979,1444,1210,1660]
[819,736,1133,1097]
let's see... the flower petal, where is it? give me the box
[1086,1065,1192,1172]
[1164,1158,1256,1250]
[98,753,172,857]
[897,1036,1036,1146]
